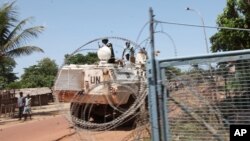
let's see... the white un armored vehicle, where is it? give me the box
[53,37,148,130]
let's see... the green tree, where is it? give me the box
[18,58,58,88]
[0,2,44,61]
[210,0,250,93]
[0,57,17,89]
[165,66,182,80]
[210,1,250,123]
[210,0,250,52]
[65,52,98,65]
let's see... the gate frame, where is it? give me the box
[147,49,250,141]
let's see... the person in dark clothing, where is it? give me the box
[107,43,115,63]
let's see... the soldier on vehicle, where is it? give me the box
[142,47,148,59]
[107,42,115,63]
[100,38,109,47]
[122,42,135,63]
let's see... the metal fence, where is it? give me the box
[148,49,250,141]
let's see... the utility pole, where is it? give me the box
[148,7,167,141]
[148,7,160,141]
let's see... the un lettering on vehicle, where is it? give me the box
[90,76,101,84]
[85,70,103,84]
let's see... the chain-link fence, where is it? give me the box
[152,50,250,141]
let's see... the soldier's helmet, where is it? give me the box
[102,38,108,44]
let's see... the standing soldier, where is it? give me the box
[107,42,115,63]
[122,42,135,63]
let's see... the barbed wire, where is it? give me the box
[136,22,149,44]
[70,80,147,131]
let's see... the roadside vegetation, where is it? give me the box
[0,2,44,89]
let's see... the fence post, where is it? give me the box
[147,7,161,141]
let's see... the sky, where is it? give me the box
[1,0,227,77]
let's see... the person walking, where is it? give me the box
[23,94,32,120]
[17,92,24,120]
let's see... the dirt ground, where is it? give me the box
[0,104,133,141]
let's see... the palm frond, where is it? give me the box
[6,17,33,43]
[0,1,18,24]
[3,26,44,51]
[0,2,44,60]
[0,1,18,44]
[6,46,44,57]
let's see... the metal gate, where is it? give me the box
[148,49,250,141]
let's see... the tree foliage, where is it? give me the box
[210,0,250,52]
[0,2,44,61]
[0,57,17,89]
[21,58,58,88]
[0,2,45,89]
[165,66,182,80]
[8,58,58,89]
[65,52,98,65]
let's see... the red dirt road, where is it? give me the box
[0,115,132,141]
[0,116,73,141]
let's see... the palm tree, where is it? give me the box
[0,2,44,61]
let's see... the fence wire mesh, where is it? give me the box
[160,52,250,141]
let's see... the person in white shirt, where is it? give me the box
[17,92,24,120]
[122,42,134,62]
[23,94,32,120]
